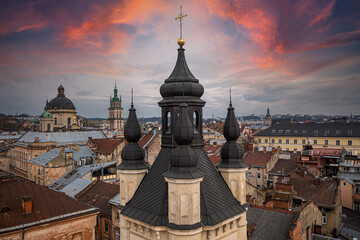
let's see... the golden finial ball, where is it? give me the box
[178,38,185,47]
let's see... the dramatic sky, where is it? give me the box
[1,0,359,118]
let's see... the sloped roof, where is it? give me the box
[28,146,96,167]
[269,153,300,176]
[0,170,97,231]
[138,134,157,149]
[244,151,274,167]
[75,181,119,217]
[312,148,343,157]
[90,138,122,154]
[60,178,92,198]
[15,131,106,147]
[254,122,360,137]
[247,206,296,240]
[288,172,338,208]
[121,147,245,227]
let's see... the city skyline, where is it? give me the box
[1,0,359,118]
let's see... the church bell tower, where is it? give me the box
[108,82,124,131]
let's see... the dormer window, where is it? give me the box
[279,130,283,133]
[302,130,307,134]
[314,130,318,134]
[348,130,353,135]
[294,130,298,134]
[336,130,341,134]
[325,130,330,134]
[272,129,276,133]
[285,129,290,133]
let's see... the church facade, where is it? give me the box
[115,36,248,239]
[39,85,82,132]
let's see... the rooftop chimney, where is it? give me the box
[22,196,32,214]
[60,146,65,154]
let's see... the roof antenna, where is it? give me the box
[229,87,232,107]
[131,88,134,108]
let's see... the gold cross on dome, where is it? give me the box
[175,6,187,39]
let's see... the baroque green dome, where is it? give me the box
[40,111,52,118]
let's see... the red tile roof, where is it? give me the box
[0,170,97,230]
[312,148,343,157]
[90,138,122,154]
[75,181,119,217]
[138,134,154,148]
[203,144,222,155]
[244,151,274,167]
[209,155,221,164]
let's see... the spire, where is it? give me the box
[44,99,49,110]
[229,87,232,107]
[57,85,65,97]
[117,91,148,170]
[164,102,202,179]
[131,88,134,108]
[267,107,270,115]
[216,91,247,168]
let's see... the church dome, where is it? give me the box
[160,47,204,99]
[40,111,52,118]
[46,85,76,110]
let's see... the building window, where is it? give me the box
[279,139,282,144]
[258,139,261,143]
[104,219,109,233]
[294,129,298,134]
[257,173,261,179]
[54,118,57,125]
[286,148,289,151]
[272,129,276,133]
[355,202,360,212]
[302,139,306,144]
[343,182,346,186]
[349,140,352,146]
[165,111,171,134]
[294,148,297,152]
[257,184,261,188]
[356,185,360,194]
[247,172,253,179]
[285,129,290,133]
[325,140,328,145]
[279,130,283,133]
[344,167,348,171]
[272,139,275,144]
[116,211,120,221]
[336,140,340,145]
[348,130,353,135]
[314,130,318,134]
[294,139,297,144]
[336,130,341,134]
[357,168,360,172]
[325,130,330,135]
[322,213,327,224]
[193,110,200,132]
[302,130,307,134]
[265,139,268,143]
[314,140,317,144]
[286,139,289,144]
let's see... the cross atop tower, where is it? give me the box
[175,6,187,46]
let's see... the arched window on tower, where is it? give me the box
[193,110,200,133]
[54,118,57,125]
[47,123,50,132]
[165,111,171,134]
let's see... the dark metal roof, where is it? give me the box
[121,147,246,226]
[46,85,76,110]
[254,122,360,137]
[0,170,97,231]
[247,206,296,240]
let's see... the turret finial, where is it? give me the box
[131,88,134,108]
[175,6,187,47]
[229,87,232,107]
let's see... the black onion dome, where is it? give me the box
[47,85,76,110]
[164,102,202,179]
[217,103,247,169]
[223,104,240,141]
[160,47,204,98]
[124,106,141,142]
[118,103,148,170]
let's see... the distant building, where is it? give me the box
[338,157,360,211]
[254,122,360,156]
[265,107,272,126]
[108,83,124,131]
[88,137,125,164]
[27,145,97,185]
[39,85,83,132]
[10,131,106,178]
[0,170,98,239]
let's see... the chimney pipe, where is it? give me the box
[22,196,32,214]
